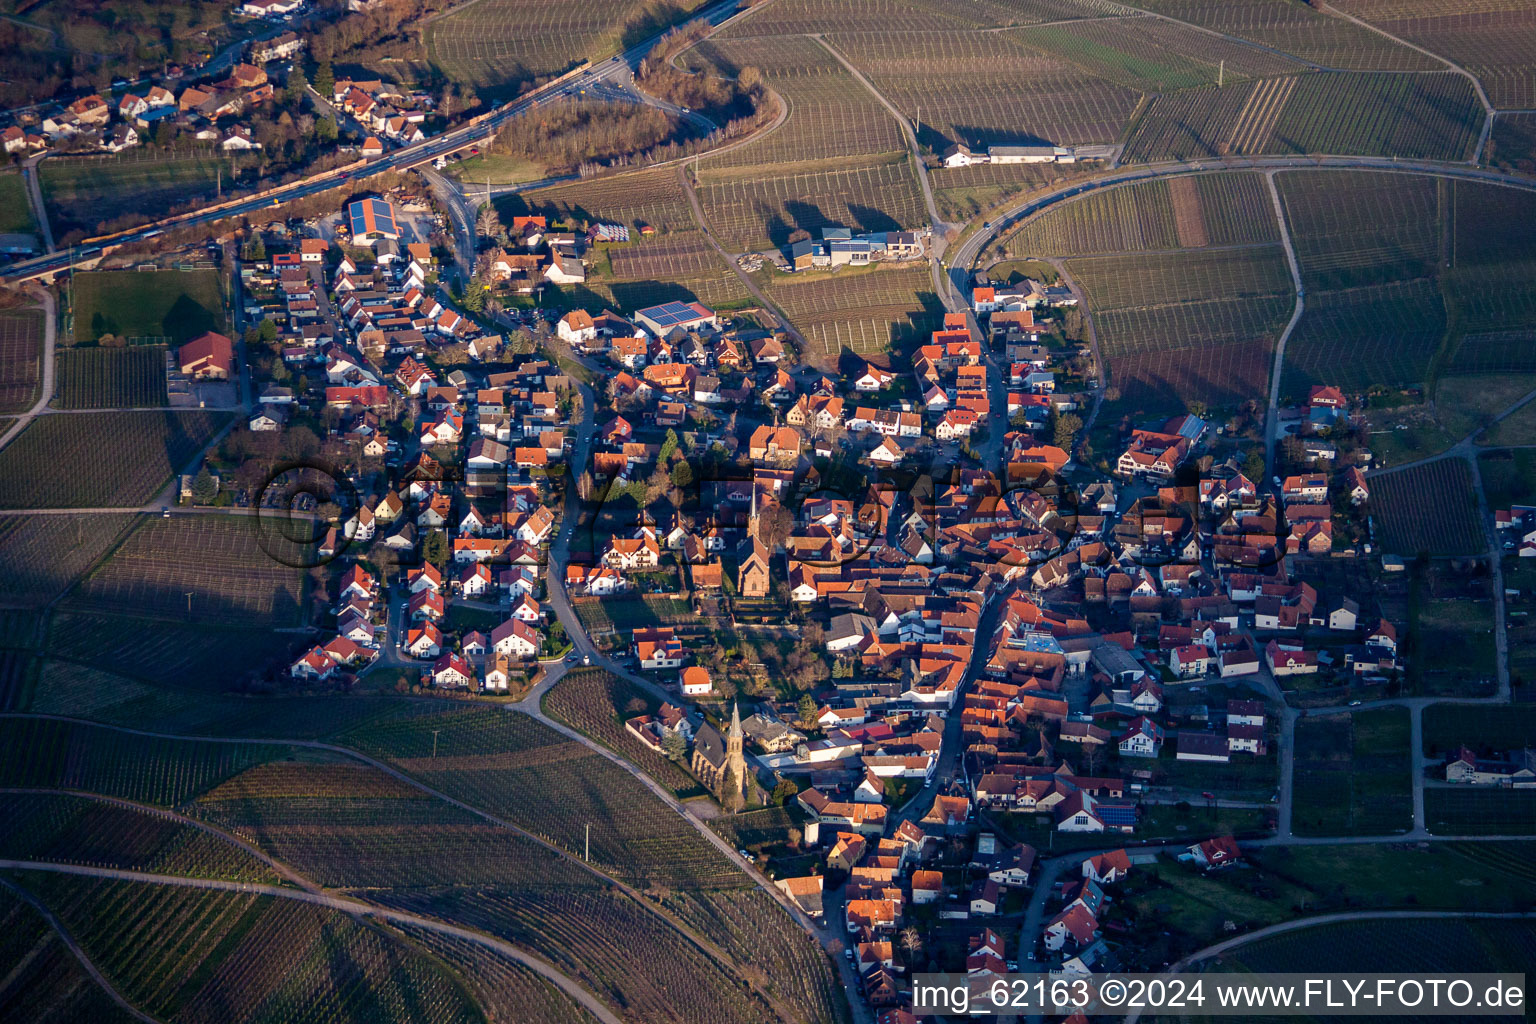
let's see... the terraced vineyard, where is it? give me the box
[1278,169,1444,290]
[1069,248,1293,412]
[1371,459,1487,556]
[0,512,136,605]
[1335,0,1536,107]
[1124,71,1481,162]
[542,667,706,796]
[696,156,927,251]
[0,410,229,509]
[593,230,752,312]
[13,874,483,1024]
[1069,246,1292,310]
[65,515,308,627]
[0,309,44,414]
[1005,173,1277,256]
[0,889,144,1024]
[341,707,745,888]
[0,790,278,882]
[378,886,776,1024]
[0,717,291,807]
[827,29,1139,148]
[666,889,851,1024]
[56,346,168,408]
[195,761,604,890]
[45,613,295,689]
[516,165,697,234]
[1017,16,1306,90]
[426,0,708,98]
[1119,0,1442,70]
[764,264,943,358]
[395,926,602,1024]
[687,35,908,167]
[1280,279,1446,393]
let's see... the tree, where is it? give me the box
[659,428,679,464]
[153,121,173,147]
[661,729,687,762]
[190,467,218,504]
[421,530,450,569]
[720,763,744,813]
[313,61,334,100]
[899,926,923,961]
[315,115,338,143]
[797,693,818,729]
[243,235,265,260]
[670,461,693,490]
[1052,411,1083,450]
[771,778,799,806]
[285,67,308,105]
[1244,448,1267,483]
[258,318,278,343]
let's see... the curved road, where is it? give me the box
[0,288,56,451]
[0,859,625,1024]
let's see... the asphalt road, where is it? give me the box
[1,0,746,284]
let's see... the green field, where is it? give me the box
[0,410,229,509]
[0,171,37,235]
[1423,703,1536,757]
[71,269,224,344]
[1292,707,1413,836]
[56,346,168,408]
[1424,787,1536,836]
[40,153,230,237]
[1222,918,1536,975]
[1248,841,1536,912]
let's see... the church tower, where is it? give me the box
[726,701,747,803]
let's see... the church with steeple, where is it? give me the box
[691,702,749,808]
[736,487,772,599]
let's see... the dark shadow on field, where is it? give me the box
[780,199,826,248]
[846,202,899,236]
[955,124,1054,149]
[608,280,701,309]
[162,292,220,344]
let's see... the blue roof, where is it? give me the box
[636,300,712,328]
[1096,802,1138,826]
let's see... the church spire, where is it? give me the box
[729,701,742,739]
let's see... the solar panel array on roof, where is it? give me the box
[637,300,711,328]
[347,197,398,238]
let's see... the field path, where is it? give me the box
[21,154,55,254]
[0,786,323,893]
[0,288,55,452]
[1317,2,1494,162]
[1263,170,1304,481]
[0,874,162,1024]
[0,709,832,1024]
[0,860,625,1024]
[809,35,947,239]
